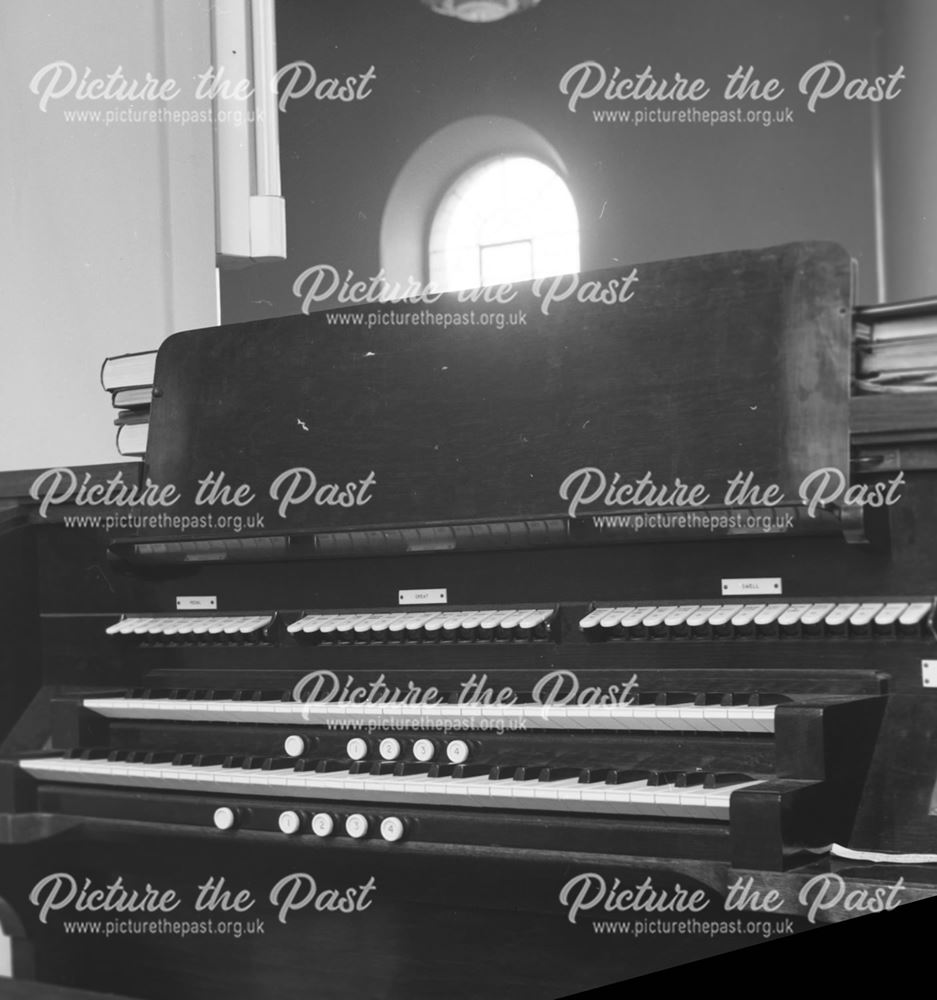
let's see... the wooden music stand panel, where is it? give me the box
[145,241,852,535]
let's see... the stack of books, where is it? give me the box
[855,299,937,394]
[101,350,157,457]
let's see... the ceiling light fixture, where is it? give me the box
[422,0,542,23]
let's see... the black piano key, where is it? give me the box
[124,750,150,764]
[348,761,373,775]
[538,767,581,782]
[291,758,319,772]
[79,747,112,760]
[661,692,697,705]
[106,749,133,762]
[63,748,85,759]
[394,762,431,776]
[370,762,399,776]
[143,751,177,764]
[261,757,296,771]
[704,772,755,788]
[511,766,541,782]
[171,752,198,766]
[452,764,492,778]
[315,759,348,773]
[746,692,791,706]
[222,756,248,769]
[604,769,652,785]
[675,770,708,787]
[646,770,682,786]
[488,765,517,780]
[578,768,611,784]
[696,692,726,706]
[253,690,286,702]
[192,753,228,767]
[427,763,457,778]
[239,756,267,770]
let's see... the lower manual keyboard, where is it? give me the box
[19,755,763,821]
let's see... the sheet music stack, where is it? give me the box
[855,299,937,394]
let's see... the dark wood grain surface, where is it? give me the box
[145,242,852,534]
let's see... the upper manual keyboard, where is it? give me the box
[100,599,934,647]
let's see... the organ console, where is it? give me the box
[3,242,937,998]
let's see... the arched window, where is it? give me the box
[428,156,579,292]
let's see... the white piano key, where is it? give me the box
[640,607,672,628]
[320,616,356,635]
[138,618,170,635]
[110,617,144,635]
[753,604,788,626]
[598,607,629,629]
[899,602,932,626]
[157,618,188,636]
[848,603,883,627]
[685,605,722,628]
[524,777,580,804]
[823,603,859,627]
[800,603,836,627]
[155,617,191,634]
[706,605,739,627]
[578,607,610,629]
[498,611,527,631]
[777,603,813,626]
[407,612,439,632]
[185,618,216,636]
[873,603,909,627]
[370,615,400,639]
[352,615,379,634]
[471,610,499,630]
[662,605,700,627]
[615,781,670,818]
[446,775,492,798]
[747,707,776,732]
[313,616,340,635]
[620,607,656,628]
[518,609,554,630]
[669,705,714,731]
[729,604,766,628]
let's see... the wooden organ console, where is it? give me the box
[2,242,937,998]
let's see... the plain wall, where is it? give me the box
[878,0,937,301]
[0,0,218,472]
[221,0,880,322]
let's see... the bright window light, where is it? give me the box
[428,156,579,292]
